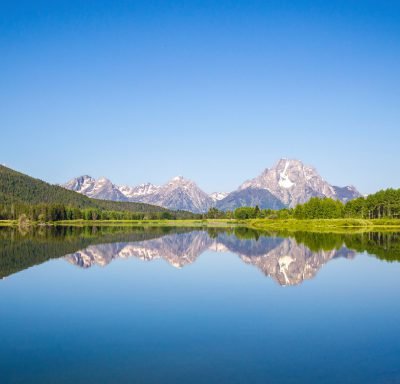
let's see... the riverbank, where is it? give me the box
[247,218,400,232]
[1,218,400,231]
[0,219,239,228]
[0,220,16,226]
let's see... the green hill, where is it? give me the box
[0,165,195,220]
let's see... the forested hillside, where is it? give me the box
[0,165,195,220]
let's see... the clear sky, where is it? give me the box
[1,0,399,194]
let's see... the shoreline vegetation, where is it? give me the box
[2,218,400,233]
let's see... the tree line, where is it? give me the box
[294,188,400,219]
[2,186,400,222]
[0,202,193,222]
[202,188,400,220]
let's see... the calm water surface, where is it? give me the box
[0,226,399,383]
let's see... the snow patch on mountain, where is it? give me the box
[210,192,228,201]
[119,183,160,199]
[278,160,295,189]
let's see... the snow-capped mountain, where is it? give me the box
[220,158,361,209]
[63,175,95,195]
[138,176,214,213]
[63,175,213,212]
[62,158,362,212]
[63,175,128,202]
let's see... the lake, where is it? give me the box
[1,226,399,383]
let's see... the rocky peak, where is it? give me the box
[64,175,94,190]
[238,158,352,208]
[63,175,127,202]
[168,175,194,187]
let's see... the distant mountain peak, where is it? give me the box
[71,174,95,183]
[168,175,193,186]
[234,158,361,208]
[63,175,128,202]
[63,175,95,194]
[97,176,111,183]
[147,176,212,213]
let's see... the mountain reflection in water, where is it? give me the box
[1,226,399,286]
[65,231,356,286]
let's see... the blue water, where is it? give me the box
[0,227,399,383]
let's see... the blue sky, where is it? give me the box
[1,0,399,194]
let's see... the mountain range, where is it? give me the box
[62,159,362,213]
[0,164,193,218]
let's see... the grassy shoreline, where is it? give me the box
[0,219,240,228]
[247,218,400,232]
[2,218,400,231]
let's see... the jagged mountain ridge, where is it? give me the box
[63,175,128,202]
[118,183,160,200]
[134,176,214,214]
[62,159,361,212]
[63,175,214,213]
